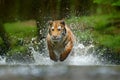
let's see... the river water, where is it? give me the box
[0,65,120,80]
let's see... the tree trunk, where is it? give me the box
[74,0,92,16]
[59,0,70,19]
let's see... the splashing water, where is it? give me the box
[29,41,101,65]
[0,37,101,65]
[29,46,54,65]
[0,56,6,64]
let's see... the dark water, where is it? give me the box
[0,65,120,80]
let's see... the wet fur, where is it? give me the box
[47,20,75,61]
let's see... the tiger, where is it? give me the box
[46,20,75,61]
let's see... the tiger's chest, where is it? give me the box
[53,43,65,59]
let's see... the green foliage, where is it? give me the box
[93,0,120,6]
[7,46,28,55]
[112,1,120,6]
[66,17,93,41]
[92,16,109,31]
[4,21,36,38]
[67,14,120,52]
[93,0,113,4]
[4,21,36,55]
[0,37,3,44]
[90,14,120,51]
[76,30,92,42]
[94,33,120,51]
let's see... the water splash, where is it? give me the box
[0,38,101,65]
[64,44,101,65]
[29,42,101,65]
[0,56,6,64]
[29,46,54,65]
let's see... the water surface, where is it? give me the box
[0,65,120,80]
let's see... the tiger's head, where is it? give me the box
[48,20,66,43]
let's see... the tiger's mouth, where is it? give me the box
[52,38,61,41]
[51,37,62,42]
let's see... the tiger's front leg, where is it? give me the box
[49,51,58,62]
[48,43,58,62]
[60,41,73,61]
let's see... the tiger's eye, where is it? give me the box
[51,27,54,31]
[52,29,54,31]
[58,28,61,31]
[58,26,61,31]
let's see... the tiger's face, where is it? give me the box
[48,20,66,43]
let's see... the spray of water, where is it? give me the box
[27,20,102,65]
[0,56,6,64]
[29,40,101,65]
[0,44,101,66]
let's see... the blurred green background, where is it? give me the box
[0,0,120,62]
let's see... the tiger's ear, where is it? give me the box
[60,20,66,36]
[60,20,65,26]
[62,27,66,36]
[48,20,53,26]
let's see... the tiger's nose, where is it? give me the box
[53,35,57,39]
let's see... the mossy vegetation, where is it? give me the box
[4,20,36,38]
[0,37,3,44]
[7,46,28,55]
[3,20,37,56]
